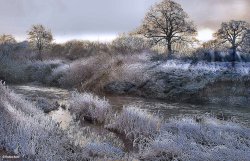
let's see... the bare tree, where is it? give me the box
[28,24,53,60]
[214,20,249,66]
[0,34,17,60]
[136,0,197,55]
[0,34,16,45]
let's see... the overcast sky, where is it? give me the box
[0,0,249,42]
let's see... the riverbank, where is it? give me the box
[2,53,250,107]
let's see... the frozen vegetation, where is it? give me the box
[69,92,112,124]
[0,7,250,159]
[1,82,250,160]
[106,106,161,140]
[140,116,250,161]
[0,83,127,160]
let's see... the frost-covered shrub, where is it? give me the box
[63,40,109,60]
[59,58,94,88]
[106,106,161,140]
[111,34,152,54]
[25,59,63,84]
[139,116,250,161]
[60,52,153,92]
[35,98,59,113]
[59,54,131,89]
[45,63,70,86]
[0,56,28,83]
[0,56,64,84]
[111,53,152,85]
[68,92,112,124]
[46,40,109,60]
[59,53,121,89]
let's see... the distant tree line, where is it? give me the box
[0,0,250,65]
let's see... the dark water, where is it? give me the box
[10,84,250,127]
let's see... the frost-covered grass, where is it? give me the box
[106,106,162,140]
[0,83,84,160]
[139,115,250,161]
[0,83,126,160]
[68,92,112,124]
[104,105,250,160]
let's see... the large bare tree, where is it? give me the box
[214,20,249,65]
[28,24,53,60]
[137,0,197,54]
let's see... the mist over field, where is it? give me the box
[0,0,250,160]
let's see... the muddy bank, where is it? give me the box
[199,79,250,105]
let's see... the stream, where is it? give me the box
[10,84,250,128]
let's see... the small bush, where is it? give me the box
[106,106,161,140]
[68,92,112,124]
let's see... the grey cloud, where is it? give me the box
[0,0,249,40]
[176,0,250,29]
[0,0,151,36]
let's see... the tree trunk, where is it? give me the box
[167,41,172,57]
[37,48,43,60]
[231,47,236,68]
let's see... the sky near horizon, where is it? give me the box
[0,0,249,43]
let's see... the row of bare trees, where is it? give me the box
[136,0,250,61]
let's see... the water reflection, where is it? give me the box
[108,95,250,126]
